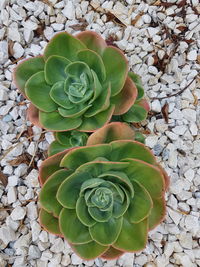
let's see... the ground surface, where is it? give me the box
[0,0,200,266]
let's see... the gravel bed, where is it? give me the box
[0,0,200,266]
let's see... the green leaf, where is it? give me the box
[14,56,45,94]
[39,149,68,184]
[111,76,137,115]
[77,105,115,132]
[85,83,110,117]
[98,171,134,198]
[49,81,74,109]
[149,196,166,229]
[86,122,135,146]
[58,105,91,118]
[127,180,153,223]
[77,49,106,82]
[122,104,147,123]
[114,216,148,251]
[112,187,130,218]
[39,169,72,217]
[80,178,104,194]
[60,144,111,170]
[134,132,145,144]
[76,31,107,55]
[45,55,70,85]
[88,206,112,222]
[56,131,88,146]
[126,159,164,198]
[75,161,129,180]
[39,110,82,131]
[25,71,58,112]
[110,140,155,165]
[39,208,61,235]
[57,171,93,209]
[44,32,86,61]
[76,196,96,227]
[59,208,92,244]
[88,70,102,103]
[70,241,108,260]
[48,141,70,156]
[128,72,144,101]
[65,61,92,80]
[102,46,128,96]
[89,217,123,245]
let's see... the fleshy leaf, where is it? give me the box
[27,103,41,128]
[59,208,92,244]
[70,241,108,260]
[149,196,166,230]
[14,56,45,94]
[88,206,112,222]
[86,122,135,146]
[126,159,164,198]
[48,141,70,156]
[39,169,72,217]
[45,55,70,85]
[76,31,107,55]
[57,171,93,209]
[76,196,96,227]
[39,148,72,184]
[110,140,155,164]
[77,49,106,81]
[44,32,86,61]
[114,217,148,251]
[128,72,144,101]
[127,180,153,223]
[122,104,148,123]
[78,105,115,132]
[134,132,145,144]
[25,71,58,112]
[60,144,111,170]
[111,76,137,115]
[58,105,91,118]
[39,110,82,131]
[39,208,62,235]
[102,46,128,96]
[89,217,123,245]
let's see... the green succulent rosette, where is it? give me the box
[38,122,169,260]
[48,131,88,156]
[14,31,149,132]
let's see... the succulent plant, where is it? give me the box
[48,130,88,156]
[39,122,169,260]
[14,31,149,132]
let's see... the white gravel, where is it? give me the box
[0,0,200,266]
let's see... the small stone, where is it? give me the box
[39,231,48,243]
[168,208,182,225]
[0,88,8,101]
[0,226,16,247]
[151,100,161,112]
[25,169,39,188]
[145,135,159,148]
[71,253,83,265]
[7,187,17,204]
[27,202,38,220]
[179,232,192,249]
[62,1,75,19]
[182,108,196,122]
[50,238,64,253]
[31,221,41,242]
[135,254,147,265]
[14,164,28,177]
[61,254,71,266]
[187,50,197,60]
[13,42,24,58]
[10,206,26,221]
[184,215,199,234]
[27,142,36,156]
[193,140,200,154]
[130,54,142,65]
[184,169,195,182]
[45,132,55,144]
[14,233,31,249]
[28,245,41,259]
[51,23,64,31]
[8,27,21,42]
[164,242,174,257]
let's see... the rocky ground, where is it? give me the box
[0,0,200,266]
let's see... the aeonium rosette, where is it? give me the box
[13,31,149,132]
[38,123,169,260]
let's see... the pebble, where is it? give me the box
[28,245,42,259]
[0,88,8,101]
[10,206,26,221]
[0,226,16,247]
[187,50,197,61]
[182,108,196,122]
[25,169,39,188]
[71,253,83,265]
[13,42,24,58]
[7,187,17,204]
